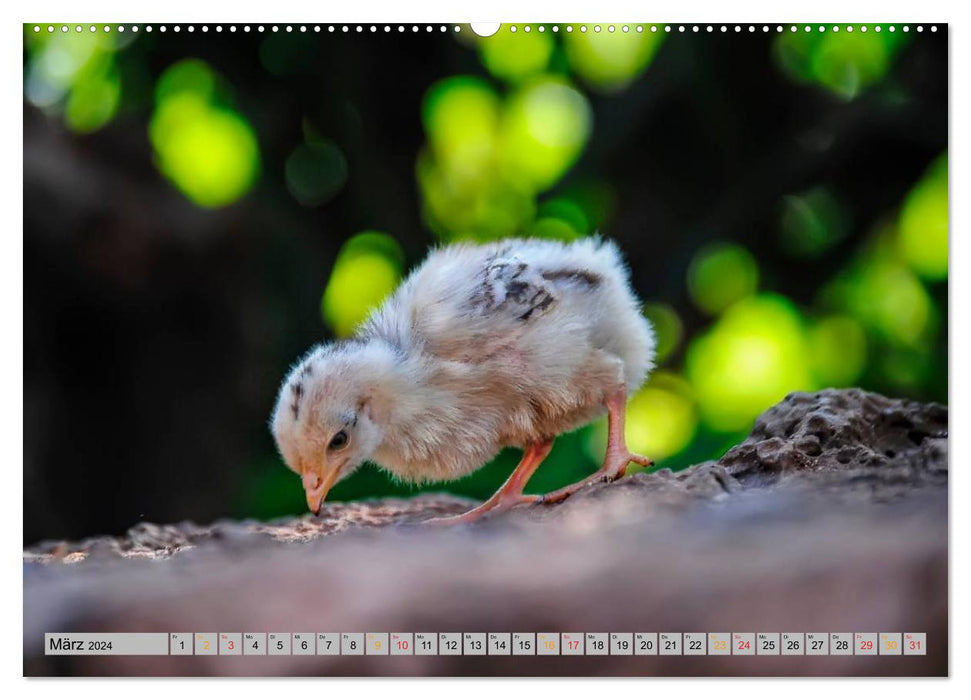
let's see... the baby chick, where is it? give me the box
[271,237,656,524]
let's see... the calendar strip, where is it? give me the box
[45,632,926,656]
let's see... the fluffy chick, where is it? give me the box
[271,237,656,523]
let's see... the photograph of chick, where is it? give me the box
[271,237,656,524]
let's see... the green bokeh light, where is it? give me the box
[418,75,591,240]
[537,197,591,235]
[563,28,665,92]
[897,153,948,280]
[24,29,122,133]
[478,28,555,83]
[779,187,849,258]
[528,217,582,241]
[829,256,935,347]
[285,140,349,207]
[877,345,932,391]
[687,242,759,316]
[321,232,405,337]
[417,151,535,241]
[422,76,500,181]
[25,30,103,106]
[558,181,615,232]
[808,315,868,387]
[415,68,595,241]
[64,57,120,133]
[149,60,261,208]
[155,58,216,103]
[775,26,908,99]
[625,372,697,462]
[643,302,683,363]
[499,77,592,192]
[687,294,814,432]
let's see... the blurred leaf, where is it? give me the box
[499,77,592,192]
[687,242,759,316]
[321,231,404,337]
[897,153,948,280]
[478,28,555,83]
[24,28,122,133]
[643,302,683,363]
[687,294,814,432]
[809,315,868,386]
[417,150,535,240]
[64,55,120,132]
[779,187,849,258]
[285,140,348,207]
[149,60,260,208]
[775,26,909,99]
[529,217,582,240]
[824,252,936,348]
[537,196,590,234]
[563,28,664,92]
[423,76,500,181]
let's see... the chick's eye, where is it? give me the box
[329,430,349,450]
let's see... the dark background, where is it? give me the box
[23,24,948,544]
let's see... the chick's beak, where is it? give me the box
[302,464,341,515]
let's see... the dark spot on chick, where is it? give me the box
[542,269,602,286]
[291,382,304,420]
[506,280,528,298]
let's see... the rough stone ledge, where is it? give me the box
[23,388,948,676]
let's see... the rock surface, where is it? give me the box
[23,389,948,676]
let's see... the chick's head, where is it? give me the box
[271,341,392,514]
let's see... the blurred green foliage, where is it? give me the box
[563,27,665,92]
[897,154,948,280]
[775,25,910,99]
[24,26,124,133]
[687,243,760,316]
[417,75,592,240]
[149,60,261,208]
[809,316,868,387]
[643,303,683,364]
[478,28,554,82]
[285,136,349,208]
[24,25,947,522]
[322,232,404,338]
[779,187,850,258]
[688,294,814,432]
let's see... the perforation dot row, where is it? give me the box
[30,24,466,34]
[30,24,940,35]
[510,24,935,34]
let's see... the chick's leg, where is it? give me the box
[539,387,653,505]
[424,438,554,526]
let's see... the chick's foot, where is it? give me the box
[538,387,654,505]
[422,439,554,527]
[537,451,653,505]
[423,494,540,526]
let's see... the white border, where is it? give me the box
[5,0,963,698]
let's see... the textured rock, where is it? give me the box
[722,388,948,486]
[23,389,948,676]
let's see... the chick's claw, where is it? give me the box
[423,494,540,527]
[537,451,654,505]
[422,439,553,527]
